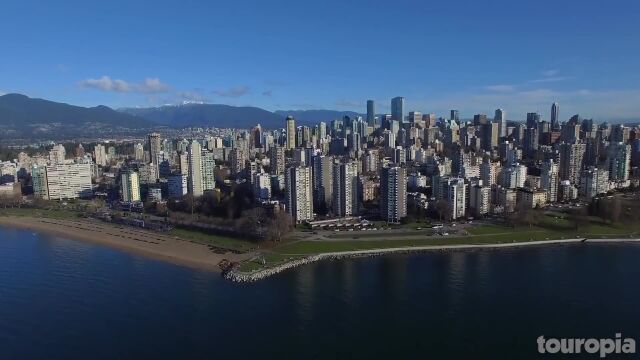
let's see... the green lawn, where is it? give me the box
[466,224,517,235]
[273,220,640,255]
[237,253,303,272]
[169,227,257,252]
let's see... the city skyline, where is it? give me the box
[1,1,640,121]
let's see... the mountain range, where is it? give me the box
[0,94,364,138]
[120,104,362,129]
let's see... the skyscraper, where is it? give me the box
[286,116,296,150]
[187,140,203,196]
[526,112,541,129]
[269,145,285,176]
[332,161,358,217]
[380,166,407,223]
[49,144,66,164]
[391,96,405,123]
[442,177,467,220]
[121,169,141,202]
[312,155,333,214]
[482,122,500,151]
[94,144,107,167]
[229,148,247,178]
[551,103,560,130]
[285,166,313,222]
[134,143,145,161]
[494,108,506,137]
[366,100,375,127]
[202,151,216,191]
[450,110,459,122]
[559,143,586,185]
[541,159,559,203]
[148,132,162,181]
[148,133,162,165]
[607,142,631,182]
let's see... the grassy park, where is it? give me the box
[234,210,640,273]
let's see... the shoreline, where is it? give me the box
[0,216,252,272]
[225,238,640,282]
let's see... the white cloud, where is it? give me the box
[529,76,572,83]
[79,76,170,93]
[80,76,131,92]
[529,69,571,83]
[213,86,249,97]
[139,78,170,93]
[541,69,559,77]
[485,84,515,92]
[177,90,208,103]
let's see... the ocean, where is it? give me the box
[1,226,639,359]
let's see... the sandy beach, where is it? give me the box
[0,216,252,271]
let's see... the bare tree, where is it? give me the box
[567,207,589,231]
[265,211,293,242]
[609,197,622,224]
[435,199,451,222]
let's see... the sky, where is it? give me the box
[1,0,639,121]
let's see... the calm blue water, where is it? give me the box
[1,226,639,359]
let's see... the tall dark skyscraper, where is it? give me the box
[551,102,560,130]
[473,114,488,126]
[366,100,375,127]
[526,112,541,129]
[450,110,459,122]
[391,96,405,123]
[494,108,506,138]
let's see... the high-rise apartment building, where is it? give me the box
[269,145,286,176]
[286,116,296,150]
[380,166,407,223]
[121,169,141,202]
[94,144,107,167]
[540,159,559,203]
[332,161,358,217]
[285,166,313,222]
[559,143,586,185]
[229,148,247,178]
[134,143,145,161]
[607,142,631,182]
[187,140,203,196]
[32,163,92,200]
[312,155,333,214]
[148,133,162,164]
[49,144,66,164]
[580,166,609,198]
[202,151,216,191]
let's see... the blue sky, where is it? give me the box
[1,0,639,121]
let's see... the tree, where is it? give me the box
[567,207,589,231]
[510,202,541,229]
[265,211,293,242]
[435,199,451,222]
[609,197,622,224]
